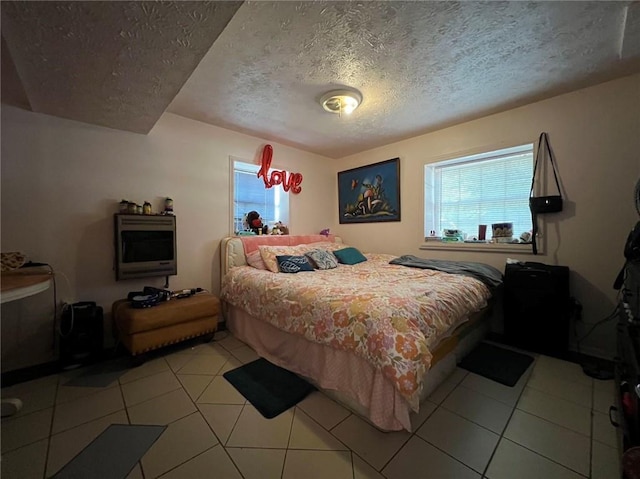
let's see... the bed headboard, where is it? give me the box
[221,235,343,276]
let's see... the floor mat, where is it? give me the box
[53,424,165,479]
[223,358,315,419]
[459,342,534,387]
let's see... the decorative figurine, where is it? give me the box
[163,197,174,215]
[272,221,289,235]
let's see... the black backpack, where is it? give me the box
[615,221,640,290]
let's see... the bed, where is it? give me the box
[220,234,499,432]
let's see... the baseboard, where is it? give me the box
[569,343,613,361]
[2,360,62,388]
[1,348,125,388]
[1,334,218,388]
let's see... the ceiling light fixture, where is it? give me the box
[320,89,362,117]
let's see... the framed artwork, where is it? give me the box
[337,157,401,224]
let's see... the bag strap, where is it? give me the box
[614,261,627,290]
[529,134,545,255]
[531,210,538,255]
[530,132,562,198]
[544,133,562,196]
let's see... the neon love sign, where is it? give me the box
[256,144,303,194]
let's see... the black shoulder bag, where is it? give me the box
[529,132,563,254]
[614,221,640,290]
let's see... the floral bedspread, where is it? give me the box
[220,253,491,409]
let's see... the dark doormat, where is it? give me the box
[223,358,315,419]
[459,342,534,387]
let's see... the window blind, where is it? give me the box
[233,161,288,233]
[426,145,533,239]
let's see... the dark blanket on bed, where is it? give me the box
[389,255,503,289]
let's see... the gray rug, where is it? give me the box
[53,424,165,479]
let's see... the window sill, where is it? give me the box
[420,241,539,254]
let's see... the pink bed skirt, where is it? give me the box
[226,305,413,431]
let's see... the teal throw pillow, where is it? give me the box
[276,255,314,273]
[333,247,367,265]
[304,249,338,270]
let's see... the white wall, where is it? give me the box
[332,74,640,359]
[2,74,638,370]
[0,108,334,371]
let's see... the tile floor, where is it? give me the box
[0,333,622,478]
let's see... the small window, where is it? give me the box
[232,159,289,234]
[424,144,534,240]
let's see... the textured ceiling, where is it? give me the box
[2,1,640,157]
[168,0,640,158]
[1,1,242,133]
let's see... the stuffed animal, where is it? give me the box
[245,211,267,234]
[272,221,289,235]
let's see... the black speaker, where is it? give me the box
[59,302,104,368]
[503,262,570,357]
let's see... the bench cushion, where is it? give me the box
[114,294,220,335]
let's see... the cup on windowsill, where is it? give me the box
[478,225,487,241]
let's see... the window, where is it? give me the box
[232,159,289,234]
[424,144,533,240]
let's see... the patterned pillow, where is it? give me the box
[304,249,338,270]
[246,250,268,270]
[276,255,314,273]
[259,245,303,273]
[333,247,367,265]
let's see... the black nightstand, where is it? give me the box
[503,261,571,358]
